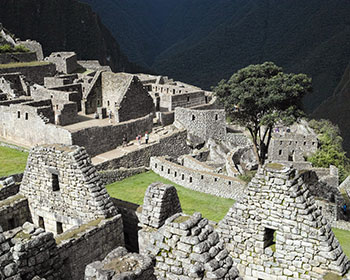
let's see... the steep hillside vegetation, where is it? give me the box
[81,0,350,112]
[314,63,350,151]
[0,0,143,73]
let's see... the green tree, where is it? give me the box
[308,119,350,182]
[214,62,312,165]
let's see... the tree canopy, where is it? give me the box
[308,119,350,183]
[214,62,312,165]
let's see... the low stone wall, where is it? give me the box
[98,167,146,185]
[0,178,20,200]
[226,133,250,147]
[111,198,140,252]
[158,111,174,126]
[226,149,240,177]
[85,247,156,280]
[0,52,37,64]
[57,215,124,280]
[0,195,31,231]
[0,62,56,84]
[332,220,350,231]
[71,114,153,157]
[182,155,216,173]
[95,130,191,170]
[151,157,245,199]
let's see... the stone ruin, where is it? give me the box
[85,247,155,280]
[20,144,117,234]
[138,183,241,280]
[218,163,350,279]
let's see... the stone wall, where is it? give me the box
[46,52,78,74]
[11,224,64,280]
[175,107,226,141]
[140,212,240,279]
[57,215,124,280]
[268,133,318,162]
[71,114,153,157]
[101,72,154,123]
[0,62,56,84]
[181,155,216,173]
[16,40,44,60]
[218,163,349,279]
[0,226,21,279]
[157,111,174,126]
[226,133,250,147]
[111,198,140,253]
[0,195,31,231]
[151,156,245,199]
[85,247,155,280]
[160,91,207,111]
[0,52,37,64]
[0,177,20,200]
[0,100,72,148]
[20,145,117,234]
[98,167,146,185]
[95,129,191,170]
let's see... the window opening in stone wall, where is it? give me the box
[215,114,218,121]
[201,175,204,180]
[263,227,276,250]
[107,100,110,106]
[288,150,295,162]
[25,112,28,120]
[57,222,63,234]
[304,141,306,145]
[39,216,45,230]
[192,115,195,121]
[174,171,177,177]
[280,141,282,145]
[187,96,190,102]
[214,178,218,182]
[161,166,164,171]
[228,181,231,186]
[52,174,60,191]
[279,150,282,156]
[189,177,192,183]
[8,218,15,229]
[155,163,157,169]
[329,194,335,203]
[17,111,20,118]
[168,169,170,174]
[182,174,184,180]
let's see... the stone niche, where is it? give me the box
[218,163,350,280]
[20,144,117,235]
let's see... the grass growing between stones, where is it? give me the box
[106,171,235,222]
[0,146,28,177]
[0,61,51,69]
[332,228,350,258]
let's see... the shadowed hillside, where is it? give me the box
[81,0,350,112]
[0,0,144,73]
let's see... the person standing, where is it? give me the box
[145,131,149,144]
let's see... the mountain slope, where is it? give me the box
[0,0,142,72]
[313,62,350,152]
[81,0,350,112]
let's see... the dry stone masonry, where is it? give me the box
[85,246,156,280]
[218,163,350,279]
[20,144,117,234]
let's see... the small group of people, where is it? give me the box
[136,132,149,146]
[122,132,150,147]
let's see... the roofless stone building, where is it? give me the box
[218,163,350,280]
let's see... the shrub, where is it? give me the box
[0,44,30,53]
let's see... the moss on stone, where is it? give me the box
[55,217,103,244]
[0,194,25,208]
[266,163,285,171]
[0,61,51,69]
[14,230,31,240]
[323,272,342,280]
[173,215,190,223]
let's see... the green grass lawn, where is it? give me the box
[333,228,350,258]
[106,171,235,222]
[0,146,28,177]
[0,61,51,69]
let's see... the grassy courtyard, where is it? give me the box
[333,228,350,258]
[0,146,28,177]
[106,171,235,222]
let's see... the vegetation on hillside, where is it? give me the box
[0,146,28,177]
[308,119,350,183]
[106,171,234,222]
[215,62,311,165]
[0,44,29,53]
